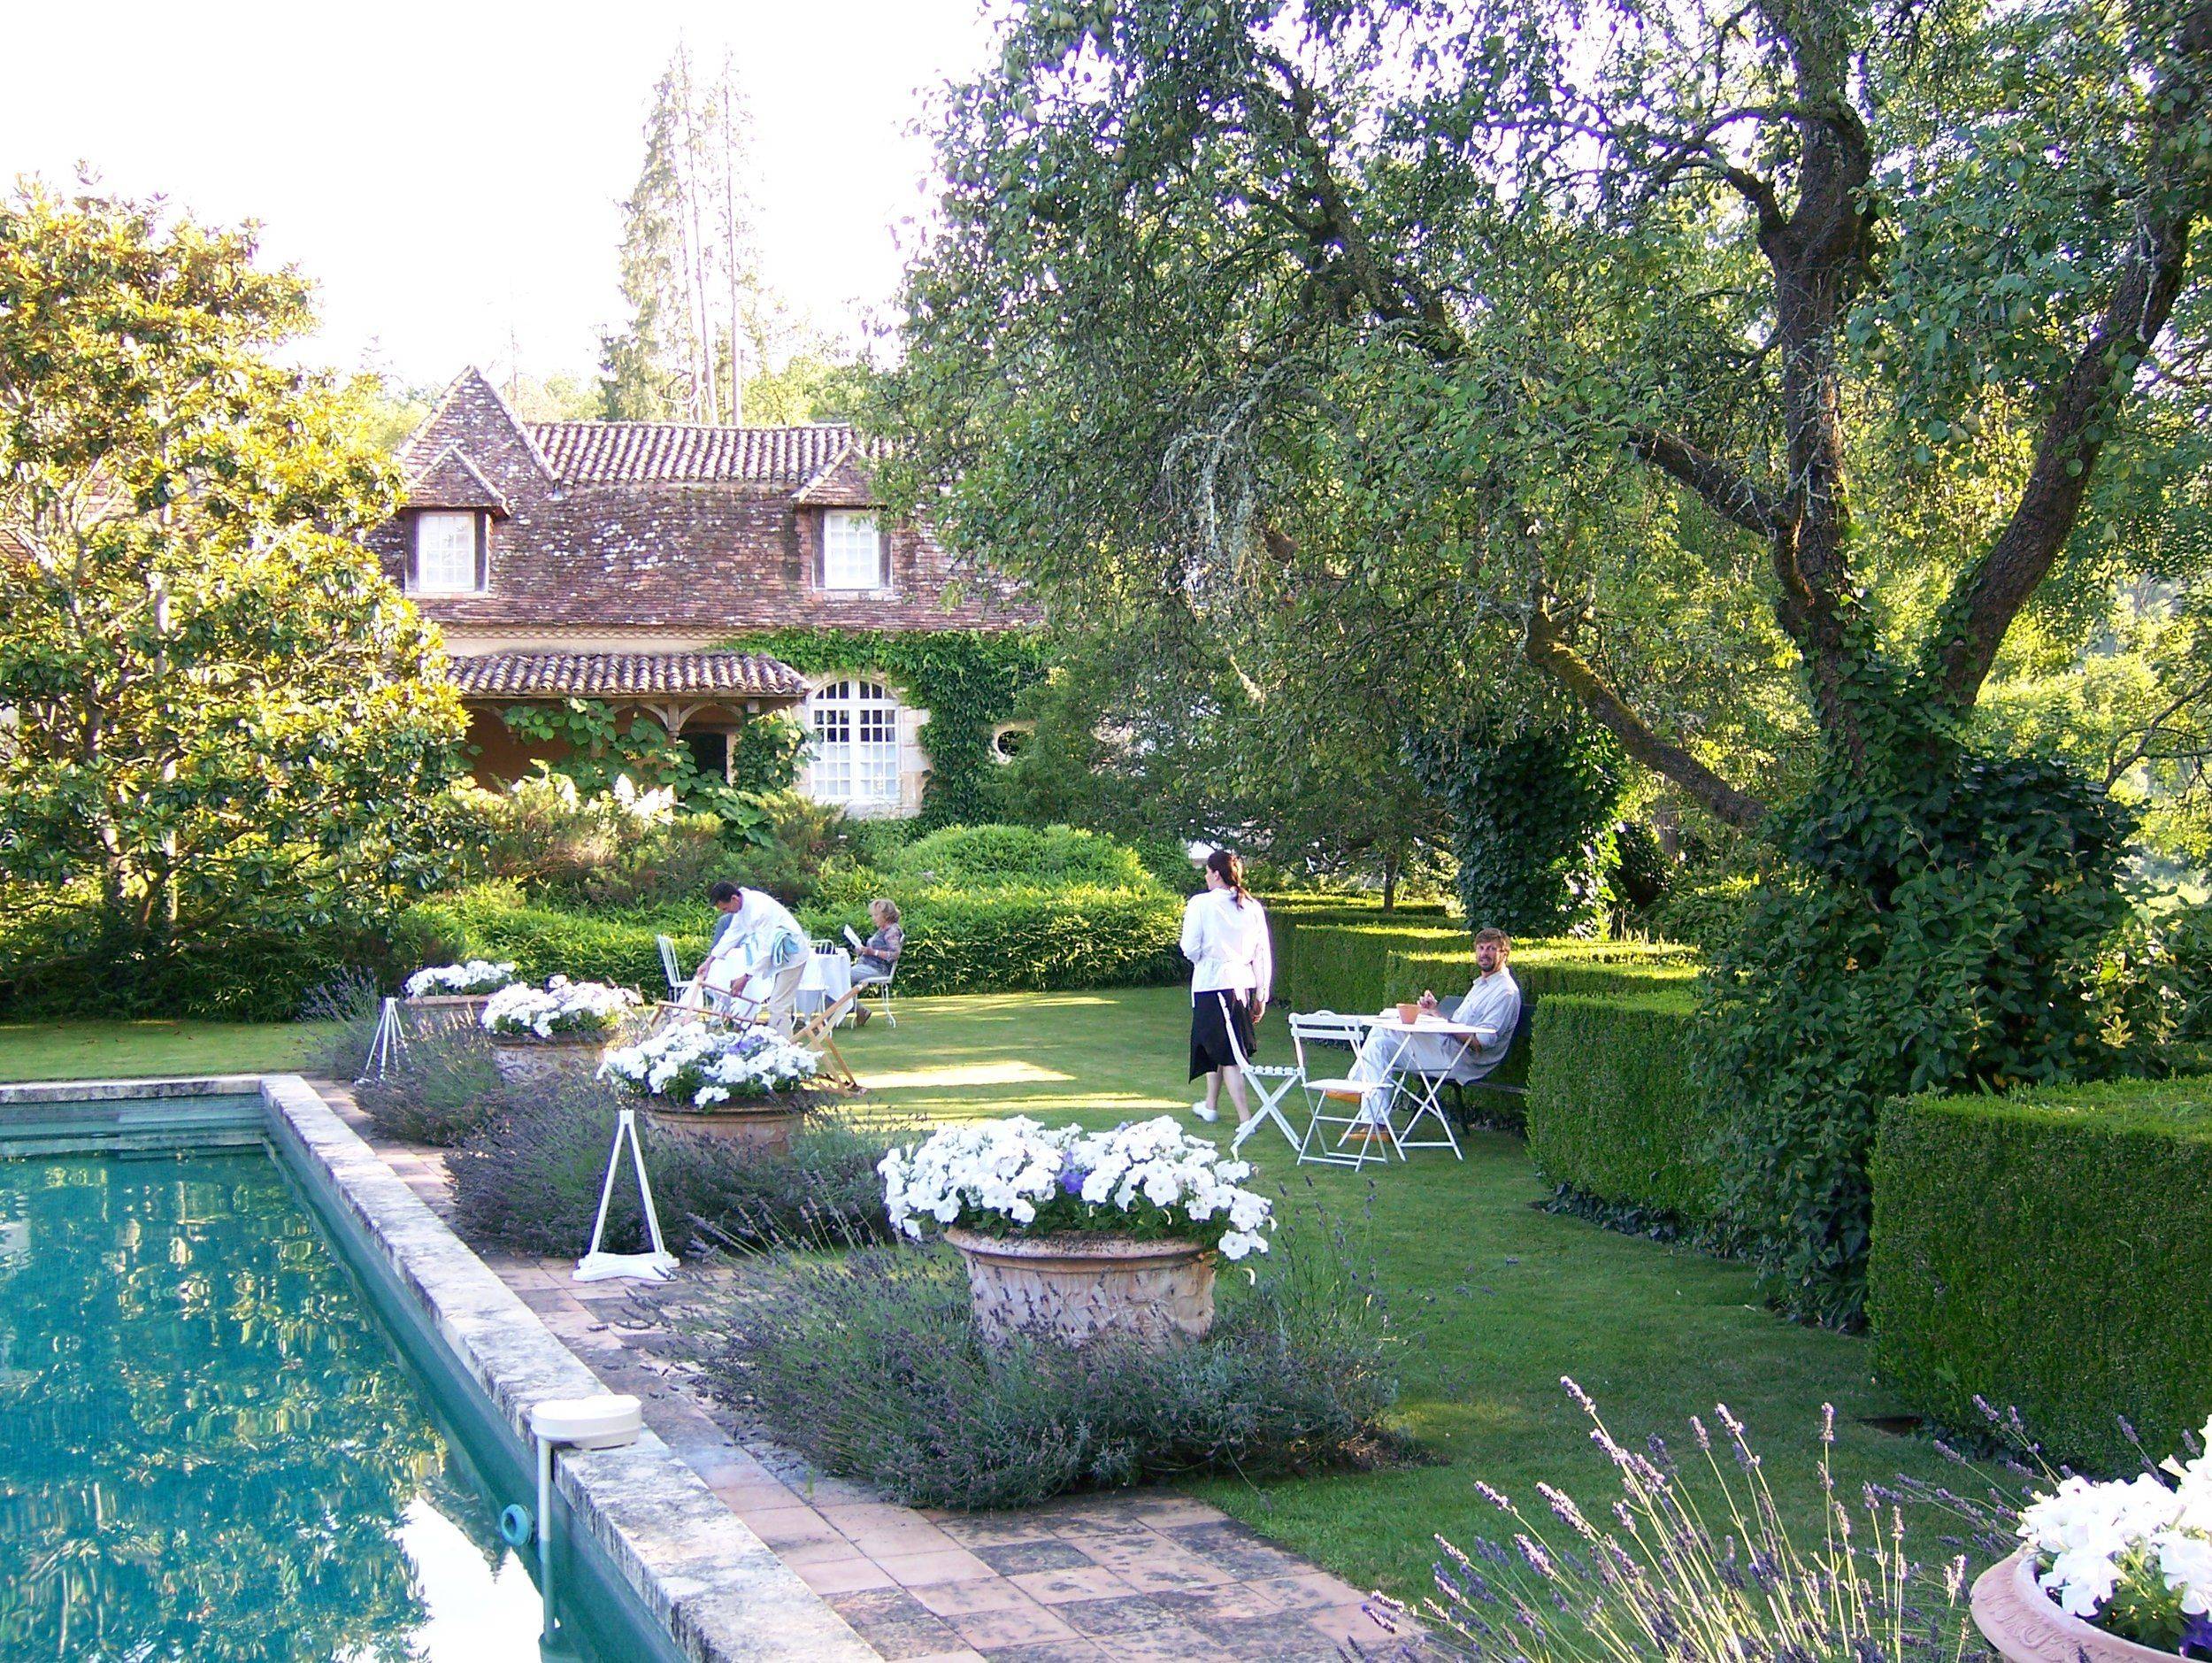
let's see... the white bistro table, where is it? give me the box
[1353,1012,1493,1161]
[797,948,855,1020]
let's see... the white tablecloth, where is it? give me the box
[796,948,853,1015]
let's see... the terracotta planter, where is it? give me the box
[640,1097,807,1153]
[944,1226,1216,1348]
[1972,1550,2189,1663]
[488,1033,613,1085]
[403,992,494,1033]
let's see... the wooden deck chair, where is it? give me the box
[791,990,863,1091]
[1222,1017,1302,1156]
[1287,1012,1395,1169]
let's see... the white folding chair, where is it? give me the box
[1287,1012,1394,1169]
[656,934,686,999]
[1222,1016,1301,1155]
[861,958,897,1028]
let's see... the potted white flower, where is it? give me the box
[1972,1418,2212,1661]
[401,959,518,1019]
[598,1022,825,1153]
[878,1115,1273,1348]
[478,977,641,1083]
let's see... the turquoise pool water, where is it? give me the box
[0,1150,609,1661]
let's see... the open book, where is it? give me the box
[842,925,866,952]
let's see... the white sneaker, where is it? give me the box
[1191,1101,1218,1123]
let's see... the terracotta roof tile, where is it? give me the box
[448,651,807,700]
[406,445,511,515]
[527,421,869,487]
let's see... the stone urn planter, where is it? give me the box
[640,1097,808,1153]
[944,1226,1217,1349]
[488,1034,613,1086]
[402,992,493,1029]
[1972,1550,2189,1663]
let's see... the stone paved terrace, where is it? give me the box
[315,1082,1402,1663]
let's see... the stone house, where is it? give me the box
[366,368,1035,815]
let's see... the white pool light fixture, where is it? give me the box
[528,1393,644,1649]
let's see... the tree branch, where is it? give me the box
[1627,427,1786,536]
[1933,1,2212,706]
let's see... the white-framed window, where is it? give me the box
[821,512,885,591]
[808,680,901,805]
[413,512,483,594]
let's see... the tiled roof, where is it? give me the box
[406,445,511,514]
[528,421,874,489]
[448,651,808,700]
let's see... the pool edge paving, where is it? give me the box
[0,1074,875,1663]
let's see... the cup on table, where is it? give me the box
[1394,1001,1420,1025]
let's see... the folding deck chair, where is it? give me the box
[1221,1017,1302,1156]
[791,990,864,1091]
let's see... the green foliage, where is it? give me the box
[721,627,1048,825]
[397,884,698,991]
[887,822,1150,889]
[495,701,779,838]
[1409,720,1629,937]
[687,1236,1402,1511]
[447,1077,897,1259]
[1701,749,2140,1328]
[354,1017,505,1147]
[1870,1076,2212,1471]
[1277,919,1696,1015]
[0,186,469,1016]
[1525,994,1724,1228]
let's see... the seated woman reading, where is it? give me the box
[849,898,902,1023]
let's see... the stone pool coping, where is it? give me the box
[0,1073,873,1663]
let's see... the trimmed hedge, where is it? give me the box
[396,881,1184,999]
[1524,993,1723,1226]
[1869,1077,2212,1471]
[1278,914,1699,1020]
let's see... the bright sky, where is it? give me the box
[4,0,1001,391]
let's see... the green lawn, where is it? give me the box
[0,1018,342,1083]
[4,987,1978,1605]
[833,987,1976,1603]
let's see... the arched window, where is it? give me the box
[807,680,901,805]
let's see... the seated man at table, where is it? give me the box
[692,882,812,1035]
[1350,928,1522,1110]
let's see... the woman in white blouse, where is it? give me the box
[1180,849,1273,1127]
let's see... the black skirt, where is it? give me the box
[1189,989,1256,1080]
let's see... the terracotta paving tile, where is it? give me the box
[901,1653,988,1663]
[1309,1600,1397,1649]
[1099,1625,1238,1663]
[822,1501,930,1534]
[904,1577,1034,1618]
[973,1539,1095,1576]
[828,1588,972,1661]
[935,1513,1062,1548]
[708,1474,800,1512]
[876,1548,1000,1589]
[1004,1566,1134,1605]
[798,1556,901,1596]
[845,1521,966,1560]
[1181,1611,1347,1660]
[743,1505,848,1550]
[1072,1543,1233,1595]
[1243,1570,1364,1613]
[780,1536,875,1567]
[974,1645,1110,1663]
[942,1600,1087,1650]
[1048,1595,1187,1637]
[1162,1519,1312,1581]
[1112,1494,1225,1525]
[1148,1585,1289,1628]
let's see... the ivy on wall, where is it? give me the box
[720,628,1048,825]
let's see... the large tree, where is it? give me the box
[880,0,2212,1320]
[0,186,468,1015]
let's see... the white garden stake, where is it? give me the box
[573,1105,677,1282]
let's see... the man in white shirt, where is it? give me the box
[1352,928,1522,1114]
[692,882,812,1036]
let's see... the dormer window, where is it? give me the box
[414,511,486,595]
[822,512,885,591]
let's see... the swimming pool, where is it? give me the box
[0,1146,613,1661]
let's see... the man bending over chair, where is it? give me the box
[693,882,812,1036]
[1353,928,1521,1104]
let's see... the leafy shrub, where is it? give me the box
[396,884,695,992]
[1869,1075,2212,1471]
[1279,917,1698,1016]
[687,1236,1402,1510]
[1646,871,1758,954]
[447,1077,899,1258]
[353,1020,505,1147]
[1701,750,2138,1329]
[1525,994,1725,1228]
[848,884,1183,994]
[887,823,1153,890]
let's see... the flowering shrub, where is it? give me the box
[2017,1422,2212,1654]
[598,1021,820,1108]
[479,976,640,1039]
[403,959,518,998]
[879,1115,1272,1259]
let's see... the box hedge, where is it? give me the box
[1868,1076,2212,1471]
[396,880,1185,999]
[1524,992,1723,1225]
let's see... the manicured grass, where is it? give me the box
[836,987,1980,1604]
[0,1019,343,1083]
[6,989,1983,1607]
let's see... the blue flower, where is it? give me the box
[2182,1611,2212,1659]
[1057,1160,1088,1197]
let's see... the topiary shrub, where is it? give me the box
[686,1232,1404,1510]
[1701,749,2139,1329]
[446,1078,899,1258]
[887,823,1153,889]
[1525,993,1724,1229]
[1869,1075,2212,1472]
